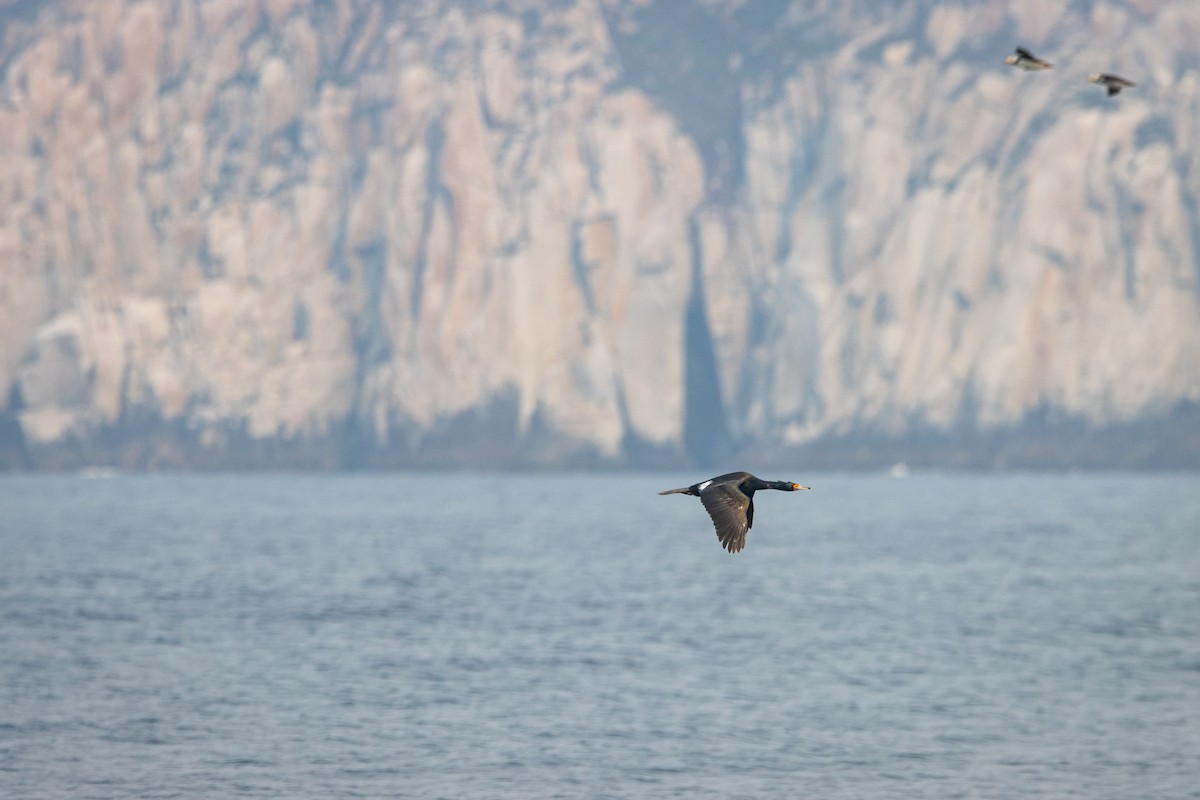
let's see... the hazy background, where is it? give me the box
[1,0,1198,471]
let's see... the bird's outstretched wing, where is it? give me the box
[1015,46,1035,60]
[700,483,752,553]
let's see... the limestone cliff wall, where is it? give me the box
[1,0,1197,468]
[702,0,1200,451]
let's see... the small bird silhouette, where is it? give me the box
[659,471,809,553]
[1005,47,1053,71]
[1089,73,1135,96]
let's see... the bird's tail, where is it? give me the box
[657,487,691,496]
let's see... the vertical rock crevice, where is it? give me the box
[682,218,732,467]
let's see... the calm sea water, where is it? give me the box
[1,472,1198,799]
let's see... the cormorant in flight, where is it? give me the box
[659,472,809,553]
[1089,73,1135,96]
[1005,47,1053,71]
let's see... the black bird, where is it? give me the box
[1089,73,1135,96]
[659,471,809,553]
[1005,47,1053,71]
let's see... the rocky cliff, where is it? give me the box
[1,0,1198,470]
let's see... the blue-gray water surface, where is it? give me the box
[1,472,1198,799]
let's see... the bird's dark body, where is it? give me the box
[1005,46,1052,70]
[658,471,808,553]
[1090,72,1135,96]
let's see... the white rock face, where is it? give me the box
[0,0,1197,468]
[714,3,1200,452]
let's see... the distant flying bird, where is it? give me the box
[659,471,809,553]
[1089,73,1135,96]
[1005,47,1053,71]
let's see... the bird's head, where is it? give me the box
[773,481,810,491]
[1088,73,1103,84]
[1004,54,1018,65]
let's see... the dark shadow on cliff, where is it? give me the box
[607,1,751,200]
[344,389,616,470]
[0,382,29,469]
[7,400,1199,473]
[682,220,733,469]
[739,401,1200,471]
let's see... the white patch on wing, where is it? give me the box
[697,480,713,491]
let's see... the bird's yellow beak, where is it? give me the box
[793,484,810,491]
